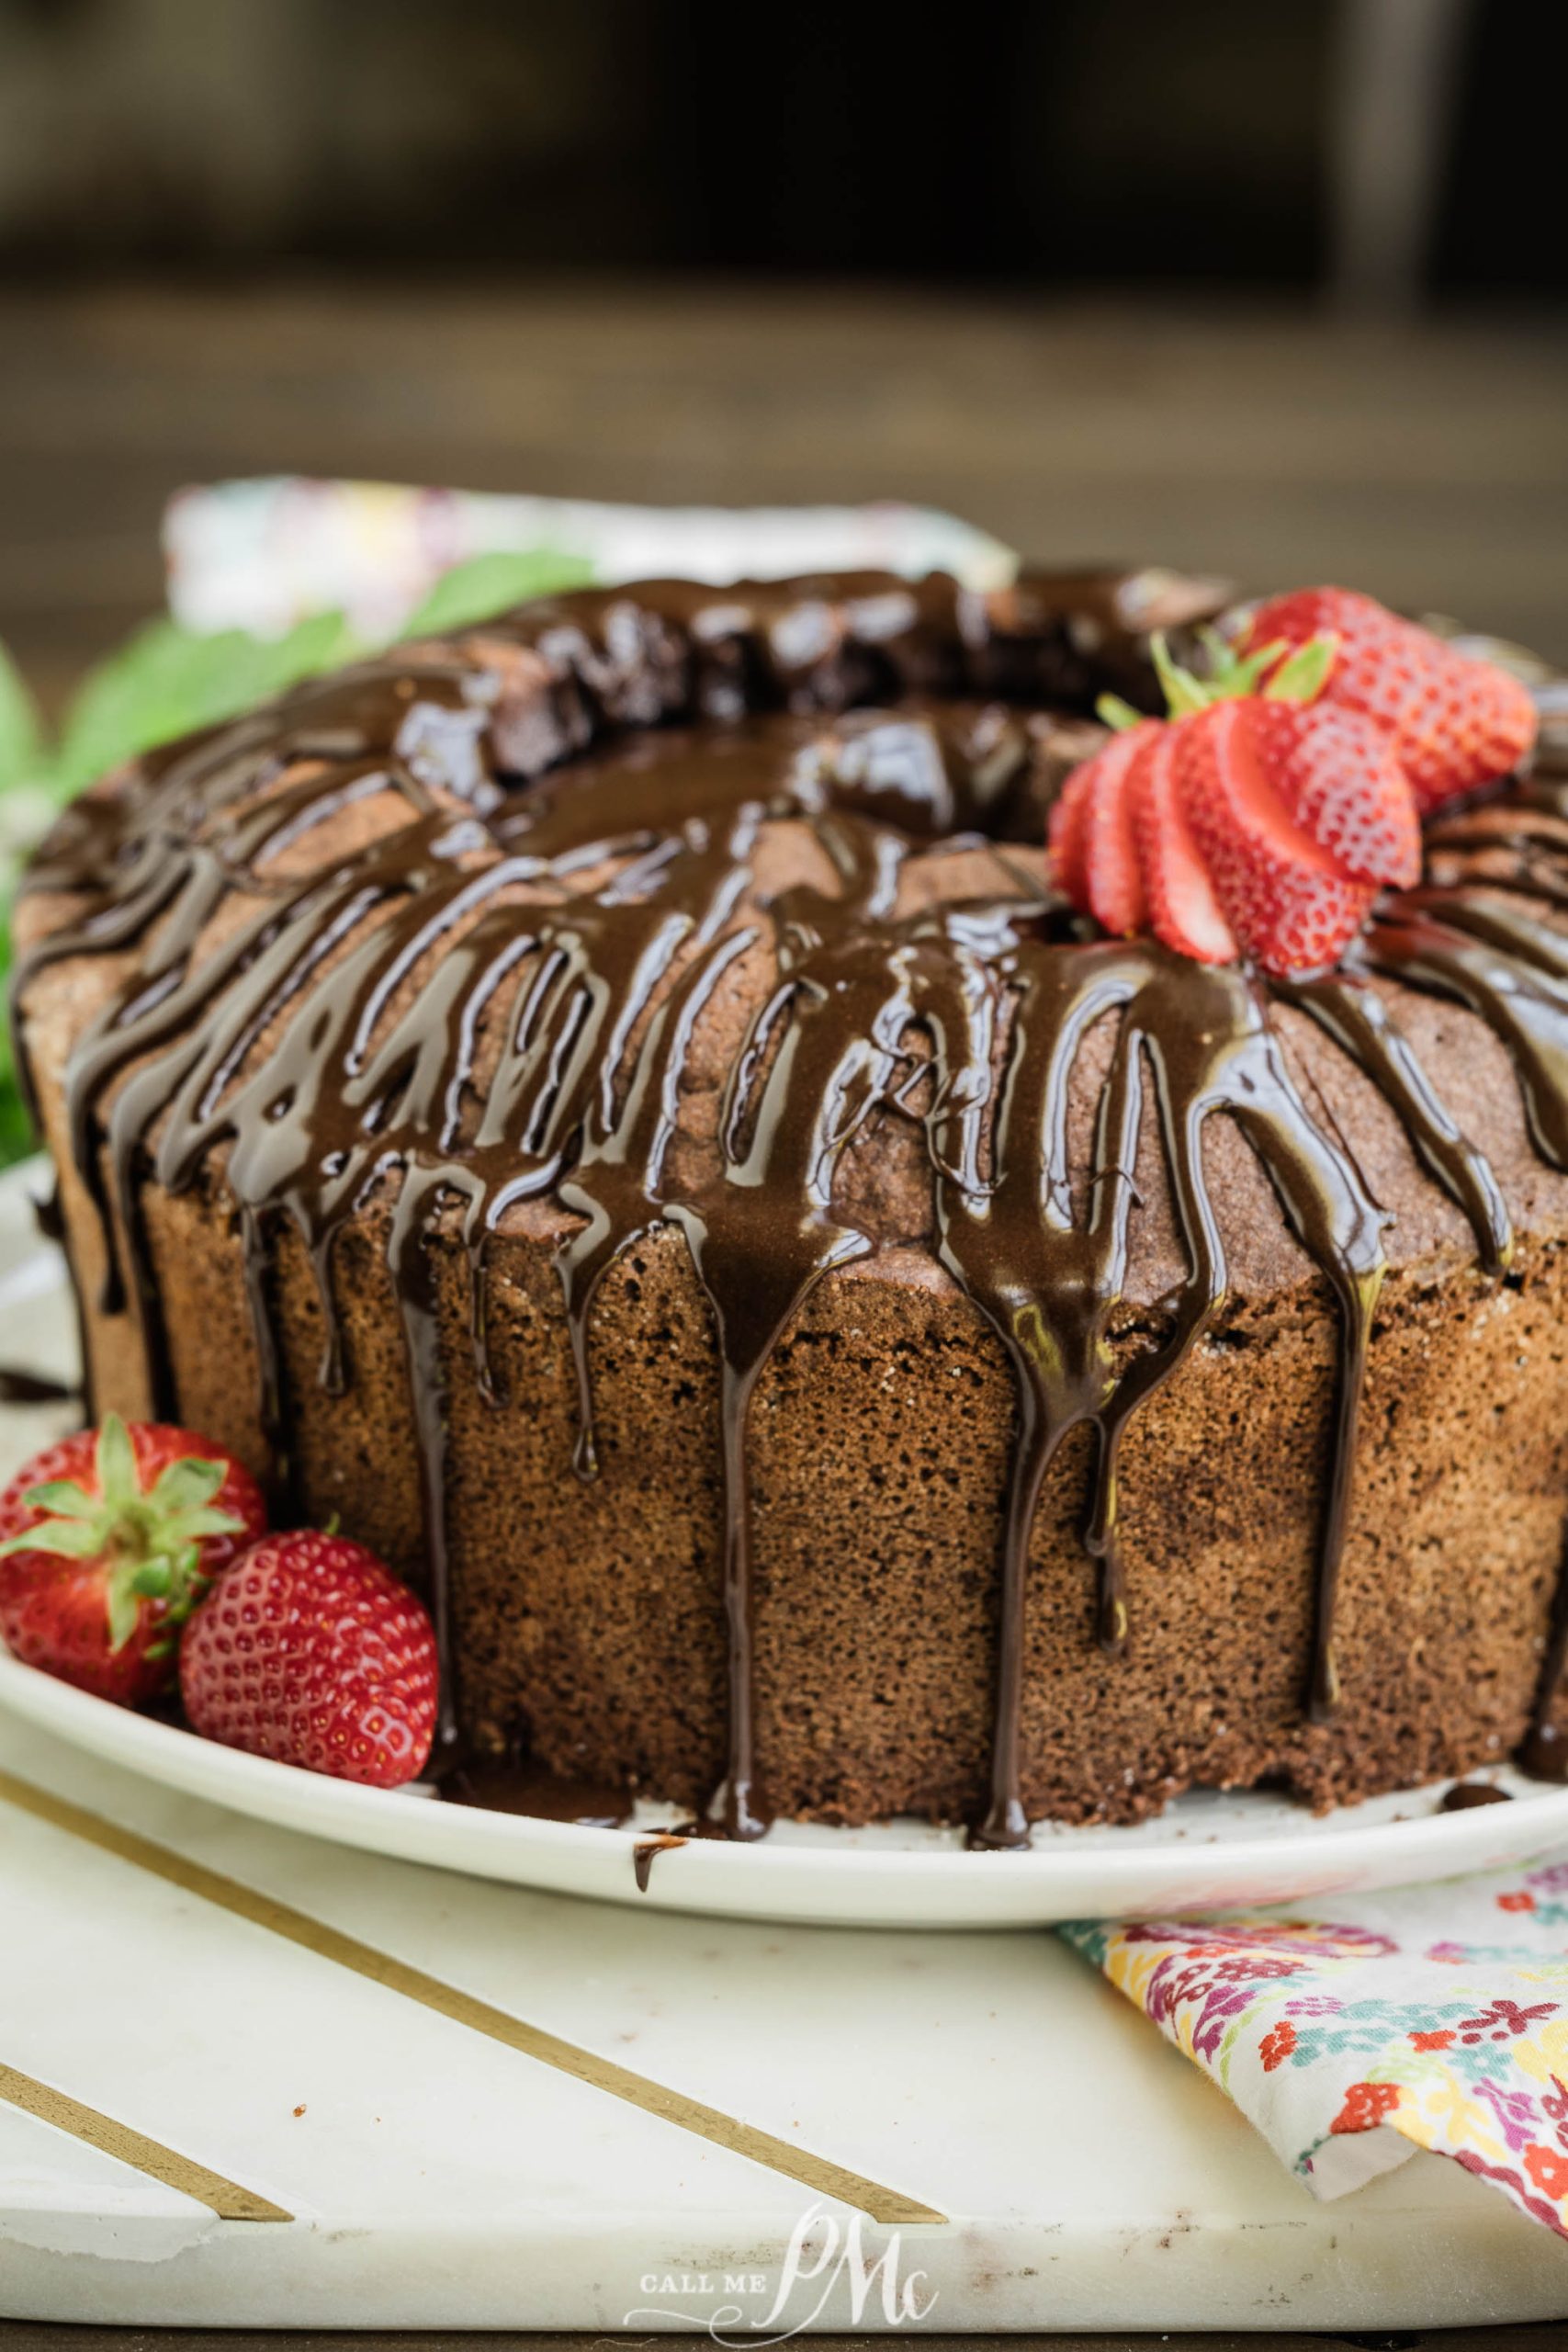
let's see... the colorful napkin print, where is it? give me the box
[1065,1853,1568,2238]
[161,479,1018,642]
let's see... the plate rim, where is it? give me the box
[6,1148,1568,1927]
[5,1645,1568,1928]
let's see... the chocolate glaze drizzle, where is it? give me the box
[13,570,1568,1840]
[632,1832,691,1892]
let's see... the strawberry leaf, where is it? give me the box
[19,1478,100,1520]
[0,1517,106,1558]
[1095,694,1145,733]
[1264,634,1338,704]
[1196,627,1292,697]
[173,1506,247,1541]
[1,1416,243,1659]
[1149,632,1211,719]
[105,1566,144,1654]
[147,1456,229,1514]
[94,1413,139,1510]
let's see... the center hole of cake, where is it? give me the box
[501,704,1051,858]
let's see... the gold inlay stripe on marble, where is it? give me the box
[0,1767,946,2227]
[0,2060,291,2222]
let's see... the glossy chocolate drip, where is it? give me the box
[15,569,1568,1840]
[633,1832,690,1890]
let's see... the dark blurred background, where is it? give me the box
[2,0,1560,296]
[2,0,1565,708]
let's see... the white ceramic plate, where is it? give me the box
[4,1153,1567,1928]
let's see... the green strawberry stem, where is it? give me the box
[1150,632,1215,718]
[1096,628,1338,734]
[0,1413,244,1652]
[1095,693,1146,733]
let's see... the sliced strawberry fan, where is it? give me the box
[1049,589,1538,978]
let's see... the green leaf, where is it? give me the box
[54,609,357,794]
[0,1066,33,1168]
[1264,632,1338,705]
[147,1456,228,1515]
[1195,627,1292,698]
[1094,693,1145,733]
[402,548,595,639]
[0,1517,106,1559]
[105,1568,143,1654]
[1232,637,1291,693]
[1149,631,1211,720]
[0,640,42,793]
[130,1560,174,1599]
[152,1544,212,1634]
[94,1413,139,1510]
[170,1506,247,1542]
[0,543,594,1176]
[19,1478,100,1521]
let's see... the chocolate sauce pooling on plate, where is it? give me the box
[14,569,1568,1841]
[1439,1781,1513,1811]
[434,1748,633,1827]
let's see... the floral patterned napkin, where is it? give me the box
[161,478,1017,641]
[1064,1855,1568,2238]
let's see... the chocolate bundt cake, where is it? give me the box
[12,569,1568,1841]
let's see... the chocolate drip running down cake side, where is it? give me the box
[11,569,1568,1843]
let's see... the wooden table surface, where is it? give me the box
[1,280,1565,713]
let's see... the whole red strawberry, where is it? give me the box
[0,1416,265,1704]
[1242,586,1538,812]
[179,1531,437,1787]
